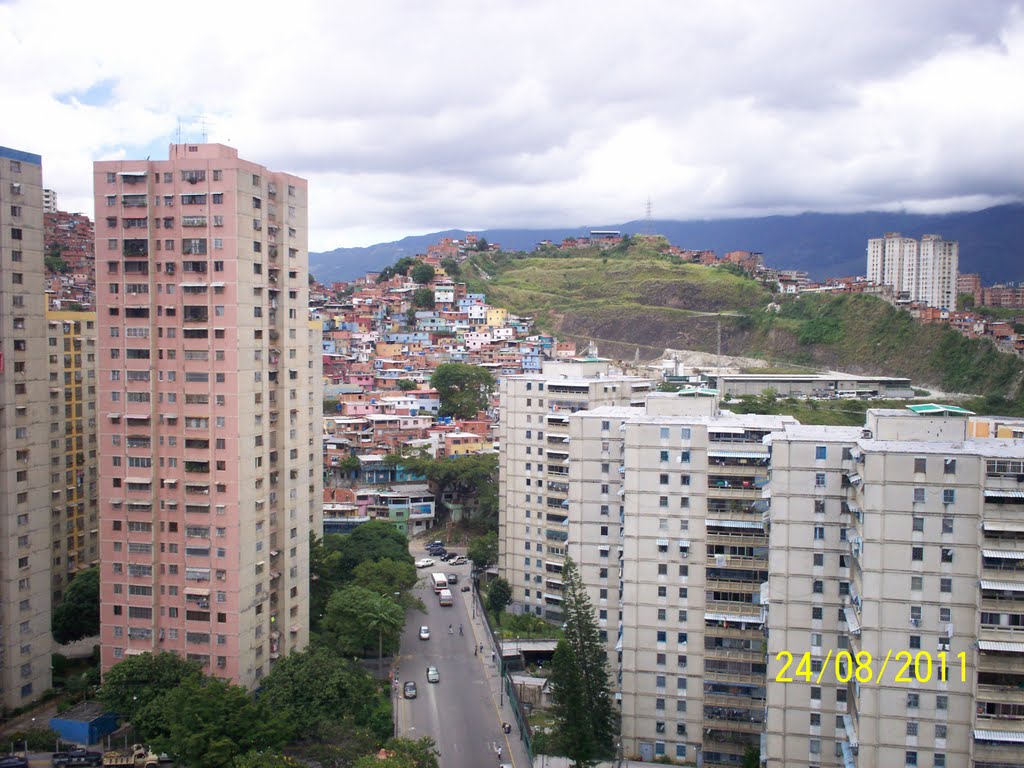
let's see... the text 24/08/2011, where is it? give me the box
[774,650,967,685]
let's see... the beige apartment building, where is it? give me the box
[0,147,54,708]
[95,143,322,688]
[569,393,794,765]
[867,233,959,310]
[497,358,653,620]
[45,310,100,601]
[767,408,1024,768]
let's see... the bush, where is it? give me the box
[9,727,61,751]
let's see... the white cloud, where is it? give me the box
[2,0,1022,249]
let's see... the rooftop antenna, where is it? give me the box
[176,115,211,145]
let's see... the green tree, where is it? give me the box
[323,585,404,658]
[376,267,395,283]
[430,362,495,419]
[410,262,435,285]
[412,288,435,309]
[233,752,305,768]
[52,566,100,644]
[548,558,616,767]
[486,577,512,623]
[352,736,439,768]
[439,258,460,279]
[467,532,498,569]
[741,745,761,768]
[401,453,499,524]
[134,677,289,768]
[396,378,418,391]
[393,256,418,276]
[99,651,203,722]
[259,646,388,740]
[334,520,414,576]
[474,237,489,251]
[353,557,418,597]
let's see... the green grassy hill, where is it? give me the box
[463,241,1024,413]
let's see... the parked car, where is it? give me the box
[414,558,434,568]
[461,584,471,592]
[446,573,459,584]
[430,540,444,548]
[440,552,454,561]
[403,681,418,699]
[450,555,468,565]
[426,665,440,683]
[52,749,103,767]
[428,548,447,558]
[419,625,430,640]
[0,757,28,768]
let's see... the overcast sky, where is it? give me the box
[2,0,1022,251]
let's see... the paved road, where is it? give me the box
[395,558,509,768]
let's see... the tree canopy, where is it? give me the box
[430,363,495,419]
[133,676,289,768]
[99,652,203,722]
[52,566,100,644]
[258,645,391,741]
[400,452,498,522]
[411,288,435,309]
[467,532,498,570]
[547,558,616,767]
[396,378,418,391]
[410,262,436,285]
[352,557,418,597]
[486,577,512,623]
[323,585,405,658]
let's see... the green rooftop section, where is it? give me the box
[678,387,719,397]
[906,403,976,416]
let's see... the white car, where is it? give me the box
[419,625,430,640]
[414,558,435,568]
[451,556,467,565]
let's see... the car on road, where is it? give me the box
[419,625,430,640]
[450,555,467,565]
[461,584,471,592]
[52,749,103,767]
[403,681,417,699]
[440,552,455,561]
[428,547,446,557]
[426,665,439,683]
[414,558,434,568]
[446,573,459,584]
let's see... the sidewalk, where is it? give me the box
[463,585,530,768]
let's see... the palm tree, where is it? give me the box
[364,594,404,675]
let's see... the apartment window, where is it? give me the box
[912,547,924,561]
[659,427,669,439]
[913,516,924,532]
[656,631,666,642]
[907,693,919,708]
[939,607,951,622]
[910,606,922,622]
[812,607,823,620]
[942,517,954,534]
[934,755,945,768]
[940,577,952,593]
[935,724,947,739]
[940,548,953,563]
[660,450,669,462]
[815,473,826,487]
[815,446,827,460]
[810,686,820,701]
[812,580,823,594]
[905,751,918,767]
[936,695,947,710]
[913,487,925,503]
[659,473,669,485]
[942,489,955,504]
[911,576,923,591]
[909,635,921,650]
[814,526,825,540]
[914,457,927,473]
[943,458,956,475]
[813,553,824,566]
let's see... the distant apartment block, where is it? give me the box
[497,359,653,620]
[46,309,100,599]
[95,143,321,688]
[867,233,959,309]
[0,146,54,708]
[42,188,57,214]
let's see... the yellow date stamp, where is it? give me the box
[775,650,967,685]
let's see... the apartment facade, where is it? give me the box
[569,394,794,765]
[95,143,320,688]
[866,233,959,309]
[766,410,1024,768]
[0,147,54,708]
[497,359,653,619]
[45,310,100,600]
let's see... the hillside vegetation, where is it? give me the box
[463,242,1024,413]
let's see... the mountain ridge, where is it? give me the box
[310,204,1024,285]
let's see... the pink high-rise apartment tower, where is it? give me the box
[94,144,322,687]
